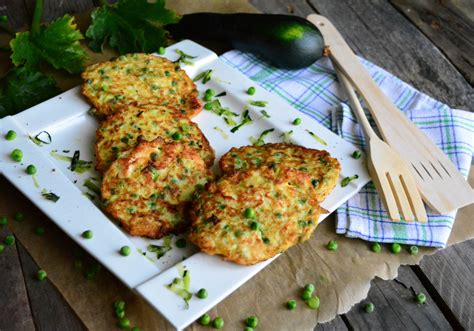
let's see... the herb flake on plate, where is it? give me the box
[41,189,60,202]
[250,128,274,146]
[230,110,253,133]
[305,129,328,146]
[193,69,212,84]
[248,100,268,107]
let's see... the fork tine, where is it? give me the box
[368,163,400,221]
[399,173,428,222]
[387,173,415,221]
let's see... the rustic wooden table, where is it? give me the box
[1,0,473,330]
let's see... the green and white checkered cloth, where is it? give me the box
[221,50,474,248]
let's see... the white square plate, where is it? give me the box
[0,40,370,330]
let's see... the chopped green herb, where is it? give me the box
[147,236,172,259]
[341,174,359,187]
[416,292,426,304]
[50,150,92,173]
[250,128,274,146]
[286,299,297,310]
[41,190,60,202]
[409,245,419,255]
[246,316,258,328]
[260,109,271,118]
[30,131,52,145]
[213,126,229,139]
[307,296,320,309]
[215,91,227,98]
[5,130,17,141]
[26,164,37,175]
[364,302,375,313]
[83,178,101,195]
[279,130,293,143]
[199,314,211,326]
[11,149,23,162]
[175,49,196,66]
[196,288,208,299]
[36,269,47,281]
[391,243,401,254]
[305,129,327,146]
[120,245,131,256]
[327,240,338,251]
[371,242,382,253]
[165,265,192,308]
[292,118,302,125]
[352,150,362,159]
[204,99,239,126]
[230,110,252,133]
[193,69,212,84]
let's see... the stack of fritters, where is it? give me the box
[82,54,214,239]
[188,143,341,265]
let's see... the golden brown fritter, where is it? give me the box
[81,53,201,119]
[219,143,340,201]
[188,166,322,265]
[102,138,213,238]
[95,104,214,173]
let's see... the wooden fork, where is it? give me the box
[335,63,427,222]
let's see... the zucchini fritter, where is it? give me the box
[219,143,340,201]
[102,138,213,238]
[188,167,322,265]
[81,53,201,118]
[95,104,214,173]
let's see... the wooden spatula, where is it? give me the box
[307,14,474,214]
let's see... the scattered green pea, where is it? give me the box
[247,86,256,95]
[0,244,5,253]
[199,313,211,326]
[172,132,183,141]
[35,227,45,236]
[416,292,426,304]
[327,240,338,251]
[246,315,258,328]
[11,148,23,162]
[292,118,302,125]
[196,288,208,299]
[244,327,253,331]
[212,317,224,329]
[114,300,126,311]
[286,299,297,310]
[304,283,315,293]
[204,102,213,110]
[82,230,93,239]
[5,130,17,141]
[118,317,130,329]
[244,208,256,219]
[115,309,125,318]
[14,212,25,222]
[371,242,381,253]
[352,150,362,159]
[250,221,260,230]
[307,296,320,309]
[26,164,37,175]
[158,47,166,55]
[120,246,131,256]
[205,88,216,97]
[364,302,375,313]
[391,243,401,254]
[176,238,187,248]
[409,245,419,255]
[37,269,47,281]
[301,289,312,301]
[0,216,7,226]
[4,234,15,246]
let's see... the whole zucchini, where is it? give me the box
[166,13,325,69]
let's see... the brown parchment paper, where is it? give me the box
[1,1,474,330]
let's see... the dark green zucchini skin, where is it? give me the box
[166,13,325,69]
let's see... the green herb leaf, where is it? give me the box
[305,129,328,146]
[86,0,180,54]
[83,178,101,195]
[260,110,271,118]
[250,128,274,146]
[41,189,60,202]
[0,67,60,118]
[193,69,212,84]
[279,130,293,143]
[248,100,268,107]
[10,15,88,73]
[230,110,252,133]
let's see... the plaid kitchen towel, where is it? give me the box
[220,50,474,247]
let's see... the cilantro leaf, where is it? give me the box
[0,67,60,118]
[10,14,88,74]
[86,0,180,54]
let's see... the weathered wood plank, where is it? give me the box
[390,0,474,85]
[343,265,453,330]
[0,0,30,29]
[16,241,86,331]
[0,225,36,330]
[306,0,473,110]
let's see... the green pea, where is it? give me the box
[172,132,183,141]
[175,238,187,248]
[409,245,419,255]
[196,288,208,299]
[35,227,45,236]
[115,308,125,318]
[158,46,166,55]
[14,212,25,222]
[5,130,17,141]
[82,230,93,239]
[416,292,426,304]
[246,316,258,328]
[244,327,253,331]
[114,300,126,311]
[250,221,260,230]
[204,102,213,110]
[304,283,315,293]
[352,150,362,159]
[11,148,23,162]
[327,240,338,251]
[118,318,130,329]
[244,208,256,219]
[0,216,7,226]
[0,244,5,253]
[371,242,381,253]
[120,246,131,256]
[292,118,302,125]
[26,164,37,175]
[286,299,297,310]
[247,86,256,95]
[301,289,312,301]
[364,302,375,313]
[37,269,47,281]
[212,317,224,329]
[199,313,211,326]
[391,243,401,254]
[4,234,15,246]
[131,327,141,331]
[307,296,320,309]
[205,88,216,97]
